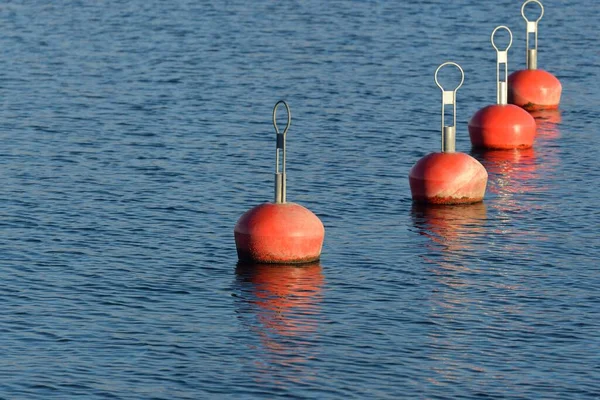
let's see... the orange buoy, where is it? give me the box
[234,101,325,264]
[469,26,537,150]
[409,62,488,204]
[507,0,561,110]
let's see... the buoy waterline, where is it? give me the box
[507,0,561,110]
[409,62,488,204]
[469,26,537,150]
[234,101,325,264]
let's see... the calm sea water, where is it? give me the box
[1,0,599,398]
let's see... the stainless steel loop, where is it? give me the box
[272,100,291,138]
[434,62,465,93]
[491,25,513,53]
[521,0,544,23]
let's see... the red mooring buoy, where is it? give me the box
[409,62,488,204]
[469,26,537,150]
[507,0,561,110]
[234,101,325,264]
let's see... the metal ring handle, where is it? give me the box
[521,0,544,22]
[273,100,291,137]
[491,25,513,52]
[434,62,464,93]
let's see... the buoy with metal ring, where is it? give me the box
[234,101,325,264]
[469,26,537,150]
[508,0,561,110]
[409,62,488,204]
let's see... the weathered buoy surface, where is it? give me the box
[508,69,561,110]
[234,202,324,264]
[234,101,324,264]
[409,152,488,204]
[507,0,561,110]
[469,26,537,150]
[409,62,488,204]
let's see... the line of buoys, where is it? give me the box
[469,26,537,150]
[234,101,325,264]
[409,63,488,204]
[508,0,561,110]
[234,0,564,261]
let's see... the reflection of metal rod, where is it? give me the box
[491,26,513,105]
[521,0,544,70]
[434,62,464,153]
[273,101,291,204]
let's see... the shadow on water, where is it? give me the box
[234,261,324,385]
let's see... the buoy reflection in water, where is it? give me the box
[473,148,539,201]
[411,203,487,254]
[529,109,561,139]
[235,262,324,383]
[411,203,528,387]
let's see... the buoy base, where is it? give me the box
[508,69,562,111]
[409,152,488,205]
[468,104,537,150]
[410,194,484,205]
[235,246,321,264]
[234,202,325,264]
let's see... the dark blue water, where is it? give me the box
[1,0,599,398]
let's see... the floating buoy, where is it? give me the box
[409,62,488,204]
[234,101,325,264]
[469,26,537,150]
[508,0,561,110]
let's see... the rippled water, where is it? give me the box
[1,0,599,398]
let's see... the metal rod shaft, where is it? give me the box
[435,62,464,154]
[442,126,455,153]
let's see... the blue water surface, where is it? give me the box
[1,0,599,398]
